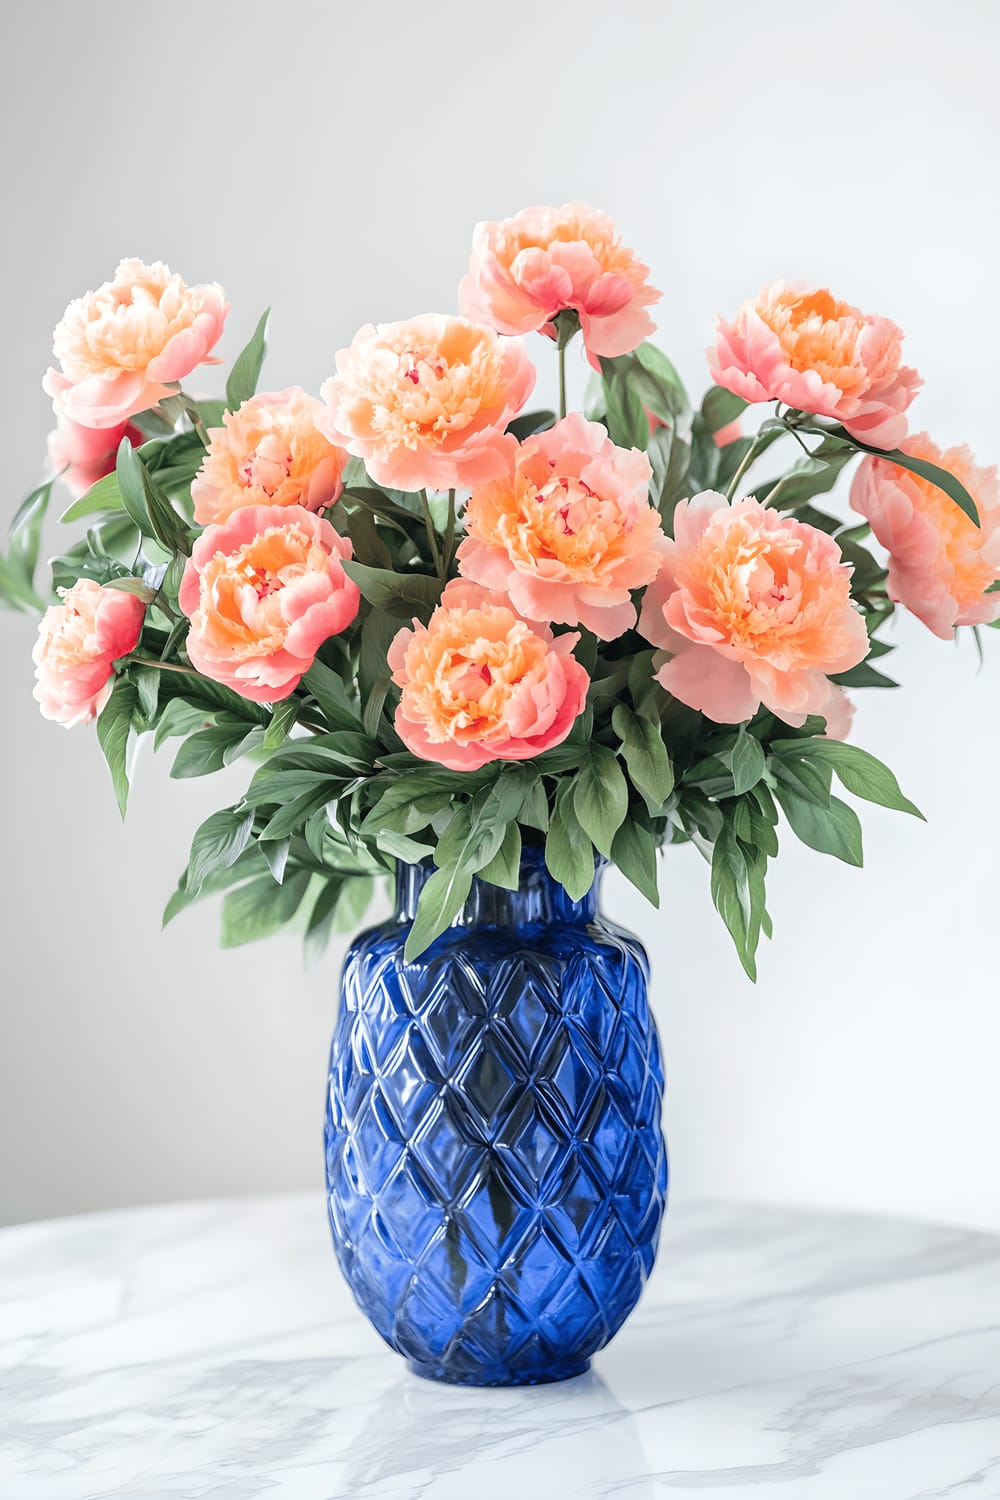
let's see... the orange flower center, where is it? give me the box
[402,602,548,744]
[756,288,898,395]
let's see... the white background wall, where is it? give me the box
[2,0,998,1233]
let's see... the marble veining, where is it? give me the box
[1,1195,999,1498]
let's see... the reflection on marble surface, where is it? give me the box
[0,1195,999,1497]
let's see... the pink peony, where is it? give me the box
[457,412,666,640]
[850,434,1000,638]
[638,492,870,726]
[43,258,228,429]
[388,579,589,771]
[711,283,920,449]
[318,315,534,492]
[822,687,856,740]
[459,202,660,363]
[178,505,360,703]
[33,578,145,727]
[191,387,347,526]
[46,415,143,499]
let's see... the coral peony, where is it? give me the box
[43,258,228,429]
[33,579,145,727]
[387,579,589,770]
[850,434,1000,639]
[711,283,920,449]
[638,492,869,726]
[191,387,347,526]
[319,316,534,492]
[459,202,660,363]
[821,686,855,740]
[46,415,142,499]
[457,412,665,640]
[178,505,360,702]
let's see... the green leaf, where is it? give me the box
[478,820,522,890]
[404,864,474,962]
[545,780,596,900]
[301,661,363,733]
[220,868,311,947]
[774,784,864,866]
[434,769,530,874]
[341,559,443,618]
[260,787,333,842]
[573,743,629,856]
[171,724,253,779]
[800,422,981,527]
[771,739,923,819]
[700,386,748,435]
[611,817,659,906]
[829,661,899,690]
[131,662,159,727]
[96,677,137,817]
[711,821,758,981]
[163,846,264,926]
[7,478,55,593]
[754,440,855,510]
[729,728,766,796]
[599,359,649,450]
[519,778,550,833]
[59,471,123,523]
[612,704,674,807]
[303,877,345,967]
[263,697,301,750]
[507,410,556,441]
[226,308,270,410]
[186,806,255,897]
[262,836,291,884]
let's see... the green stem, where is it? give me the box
[420,489,443,576]
[558,342,567,420]
[725,429,779,503]
[443,488,457,574]
[130,656,200,677]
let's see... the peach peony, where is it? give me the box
[388,579,589,771]
[850,434,1000,639]
[178,505,360,702]
[822,686,855,740]
[457,413,666,640]
[43,258,228,429]
[711,283,920,449]
[33,579,145,727]
[318,316,534,492]
[47,415,143,499]
[638,492,869,726]
[459,202,660,362]
[191,387,347,526]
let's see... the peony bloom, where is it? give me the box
[178,505,360,702]
[33,579,145,727]
[459,202,660,363]
[318,315,534,492]
[638,492,870,726]
[711,283,920,449]
[191,387,347,526]
[457,412,666,640]
[46,415,143,499]
[43,258,228,429]
[850,434,1000,639]
[388,579,589,771]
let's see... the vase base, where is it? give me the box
[406,1357,591,1388]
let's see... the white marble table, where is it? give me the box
[2,1194,999,1499]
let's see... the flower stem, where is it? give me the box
[130,656,199,677]
[725,430,777,503]
[443,488,457,574]
[420,489,443,576]
[558,343,567,420]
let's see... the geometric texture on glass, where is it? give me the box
[325,851,668,1386]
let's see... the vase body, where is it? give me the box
[324,849,668,1386]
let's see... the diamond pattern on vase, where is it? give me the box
[325,855,668,1387]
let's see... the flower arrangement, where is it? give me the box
[6,208,996,979]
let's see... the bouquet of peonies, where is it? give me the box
[6,207,997,978]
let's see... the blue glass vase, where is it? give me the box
[324,847,668,1386]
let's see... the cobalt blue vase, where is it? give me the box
[324,847,668,1386]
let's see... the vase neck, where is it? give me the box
[394,847,602,927]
